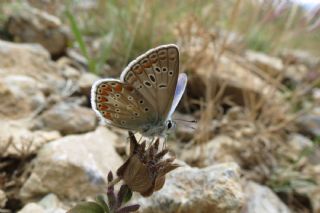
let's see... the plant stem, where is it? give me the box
[108,177,121,188]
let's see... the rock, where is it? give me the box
[243,181,291,213]
[137,162,245,213]
[56,57,82,81]
[0,190,7,208]
[0,75,46,120]
[78,72,99,97]
[297,109,320,137]
[4,3,69,56]
[0,40,65,94]
[19,127,123,201]
[36,102,97,135]
[18,194,66,213]
[38,193,66,211]
[18,203,45,213]
[245,50,284,77]
[0,122,61,157]
[180,135,238,167]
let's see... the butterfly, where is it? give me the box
[91,44,187,137]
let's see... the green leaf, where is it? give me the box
[67,202,105,213]
[96,195,110,213]
[118,185,132,203]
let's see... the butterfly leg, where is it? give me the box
[147,137,156,149]
[137,135,143,144]
[161,136,167,150]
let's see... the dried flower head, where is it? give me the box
[117,132,180,197]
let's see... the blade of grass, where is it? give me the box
[65,8,96,73]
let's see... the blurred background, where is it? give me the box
[0,0,319,212]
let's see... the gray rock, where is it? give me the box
[5,3,69,56]
[0,75,46,120]
[18,194,66,213]
[78,73,99,97]
[38,193,66,211]
[19,127,123,201]
[180,135,238,167]
[137,162,245,213]
[0,122,61,157]
[243,181,291,213]
[18,203,45,213]
[38,102,97,134]
[0,40,65,94]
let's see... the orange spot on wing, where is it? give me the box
[99,90,110,96]
[114,84,122,92]
[99,97,108,102]
[99,104,109,111]
[104,112,112,120]
[142,59,152,68]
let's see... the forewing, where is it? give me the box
[91,79,157,130]
[121,44,180,122]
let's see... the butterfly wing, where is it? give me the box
[91,79,157,130]
[167,73,187,119]
[120,44,180,123]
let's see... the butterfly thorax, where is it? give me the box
[140,120,176,137]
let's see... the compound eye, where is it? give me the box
[167,121,173,129]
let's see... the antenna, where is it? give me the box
[174,118,197,130]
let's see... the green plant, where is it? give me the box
[68,171,139,213]
[65,8,97,74]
